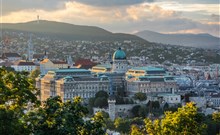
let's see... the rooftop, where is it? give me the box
[130,67,165,72]
[55,68,90,73]
[94,64,112,69]
[2,53,21,58]
[14,61,36,66]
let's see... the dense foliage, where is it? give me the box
[144,102,207,135]
[0,68,105,135]
[0,68,39,134]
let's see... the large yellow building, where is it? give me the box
[40,58,68,74]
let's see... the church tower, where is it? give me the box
[108,97,116,120]
[112,47,128,73]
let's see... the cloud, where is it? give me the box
[73,0,154,7]
[1,0,67,15]
[1,1,219,37]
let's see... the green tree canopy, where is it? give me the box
[144,102,207,135]
[94,97,108,108]
[95,90,109,98]
[24,96,105,135]
[134,92,147,101]
[130,124,144,135]
[213,112,220,123]
[114,117,130,134]
[0,68,39,135]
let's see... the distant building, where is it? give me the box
[2,53,22,62]
[157,93,181,104]
[126,67,178,97]
[40,58,68,75]
[74,59,97,69]
[11,61,37,72]
[209,93,220,107]
[125,67,166,79]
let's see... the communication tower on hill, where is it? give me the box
[37,15,40,24]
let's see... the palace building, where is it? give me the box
[36,68,109,102]
[91,47,128,95]
[126,67,178,97]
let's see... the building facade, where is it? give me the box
[11,61,37,72]
[40,58,68,75]
[126,67,178,97]
[36,68,110,102]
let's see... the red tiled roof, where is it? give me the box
[52,61,67,64]
[74,59,97,69]
[14,61,36,66]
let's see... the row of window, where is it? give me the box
[64,93,96,98]
[140,88,174,93]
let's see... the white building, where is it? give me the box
[157,93,181,104]
[189,97,207,108]
[11,61,37,72]
[209,94,220,107]
[2,53,22,62]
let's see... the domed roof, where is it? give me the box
[113,47,126,60]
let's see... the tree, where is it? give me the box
[138,106,147,118]
[131,105,147,118]
[95,90,109,99]
[30,69,40,83]
[130,125,144,135]
[213,112,220,123]
[152,101,160,109]
[144,102,207,135]
[134,92,147,101]
[212,112,220,134]
[94,97,108,108]
[0,68,39,135]
[114,117,130,134]
[24,96,106,135]
[131,105,141,117]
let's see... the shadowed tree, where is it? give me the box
[0,68,39,135]
[24,96,105,135]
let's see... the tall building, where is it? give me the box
[91,47,128,95]
[112,47,128,73]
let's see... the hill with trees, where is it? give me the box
[135,30,220,49]
[1,20,145,41]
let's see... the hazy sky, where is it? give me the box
[0,0,219,37]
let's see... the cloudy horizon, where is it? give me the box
[0,0,219,37]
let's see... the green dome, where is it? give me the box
[113,47,126,60]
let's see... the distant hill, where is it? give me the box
[135,30,220,49]
[1,20,144,41]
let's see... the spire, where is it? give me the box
[67,55,74,68]
[28,34,33,61]
[44,50,47,59]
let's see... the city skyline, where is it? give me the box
[0,0,219,37]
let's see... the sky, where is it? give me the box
[0,0,219,37]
